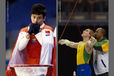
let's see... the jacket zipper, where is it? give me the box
[101,59,106,68]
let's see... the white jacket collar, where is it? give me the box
[40,23,45,28]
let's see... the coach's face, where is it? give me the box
[95,28,103,39]
[31,14,46,25]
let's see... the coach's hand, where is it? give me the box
[90,36,96,45]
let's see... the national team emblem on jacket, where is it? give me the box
[45,31,50,36]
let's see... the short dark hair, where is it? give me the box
[31,3,46,18]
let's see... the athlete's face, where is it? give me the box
[81,29,91,38]
[31,14,46,25]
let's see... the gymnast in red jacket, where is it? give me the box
[6,3,56,76]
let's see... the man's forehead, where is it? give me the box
[85,29,91,31]
[96,28,102,31]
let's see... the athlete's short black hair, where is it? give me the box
[31,3,46,18]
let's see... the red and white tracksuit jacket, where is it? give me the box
[6,23,56,76]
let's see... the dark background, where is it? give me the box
[58,25,108,76]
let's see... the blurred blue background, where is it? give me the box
[6,0,56,67]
